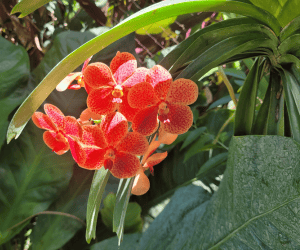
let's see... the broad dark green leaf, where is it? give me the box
[135,136,300,249]
[30,167,94,250]
[11,0,52,18]
[113,178,134,245]
[280,69,300,142]
[223,68,246,79]
[7,0,281,141]
[180,127,207,150]
[0,122,73,244]
[0,37,30,150]
[86,168,110,244]
[235,58,260,135]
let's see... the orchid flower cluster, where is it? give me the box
[32,52,198,195]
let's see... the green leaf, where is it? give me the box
[113,178,134,245]
[249,0,282,19]
[85,168,110,244]
[277,0,300,27]
[30,167,94,250]
[136,16,177,35]
[278,34,300,55]
[0,36,30,150]
[100,193,143,233]
[137,135,300,249]
[184,134,214,162]
[208,94,240,110]
[196,152,228,178]
[11,0,52,18]
[7,0,281,141]
[160,17,263,70]
[235,58,260,135]
[280,15,300,42]
[0,122,73,244]
[168,21,277,74]
[177,35,275,82]
[252,79,272,134]
[180,127,207,150]
[280,69,300,142]
[223,68,246,79]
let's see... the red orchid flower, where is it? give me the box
[84,52,149,121]
[128,65,198,135]
[31,104,82,155]
[68,112,149,179]
[56,56,93,92]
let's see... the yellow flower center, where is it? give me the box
[112,85,124,98]
[104,148,115,160]
[158,102,169,115]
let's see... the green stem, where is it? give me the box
[218,66,238,107]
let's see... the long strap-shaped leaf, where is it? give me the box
[280,15,300,42]
[177,35,275,81]
[160,17,275,70]
[113,178,134,245]
[278,34,300,55]
[235,58,260,136]
[168,23,277,74]
[280,69,300,143]
[7,0,281,142]
[85,168,110,244]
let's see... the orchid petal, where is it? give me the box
[44,104,65,130]
[117,132,148,155]
[132,106,159,136]
[110,152,140,179]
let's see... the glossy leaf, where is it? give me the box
[280,15,300,42]
[0,36,30,150]
[208,94,240,110]
[11,0,52,18]
[235,58,260,135]
[278,34,300,55]
[113,178,134,245]
[86,168,110,244]
[280,69,300,143]
[7,0,281,141]
[0,122,73,244]
[30,167,94,250]
[180,127,207,150]
[277,0,300,27]
[134,136,300,249]
[100,193,143,233]
[177,35,275,82]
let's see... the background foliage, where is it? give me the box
[2,0,300,249]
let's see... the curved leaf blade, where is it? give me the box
[7,0,281,142]
[11,0,52,18]
[86,168,110,244]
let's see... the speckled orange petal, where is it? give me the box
[117,132,148,155]
[110,152,140,179]
[79,146,105,170]
[101,112,128,147]
[87,88,117,115]
[132,106,159,136]
[142,134,161,165]
[113,59,137,84]
[64,116,82,138]
[161,104,193,134]
[79,108,102,122]
[44,104,65,131]
[110,52,136,74]
[131,168,150,196]
[122,67,149,88]
[128,82,159,109]
[143,152,167,169]
[82,125,108,148]
[67,137,86,166]
[118,90,141,122]
[83,62,115,89]
[158,126,178,145]
[43,131,69,155]
[32,112,57,131]
[166,78,198,105]
[56,72,81,92]
[146,65,172,99]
